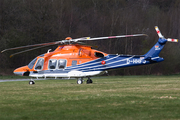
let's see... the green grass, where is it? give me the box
[1,76,180,120]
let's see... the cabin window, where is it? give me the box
[72,60,77,66]
[58,59,67,69]
[28,58,37,69]
[34,58,44,70]
[49,59,57,69]
[94,52,104,58]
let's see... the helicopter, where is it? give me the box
[1,26,178,84]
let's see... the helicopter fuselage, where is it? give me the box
[13,44,164,79]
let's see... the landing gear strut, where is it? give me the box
[87,77,93,84]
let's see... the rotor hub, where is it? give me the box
[65,37,72,40]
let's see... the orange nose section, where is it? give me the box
[14,66,30,76]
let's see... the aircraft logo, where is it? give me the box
[155,45,160,50]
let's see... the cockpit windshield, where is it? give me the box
[28,58,37,69]
[34,58,44,70]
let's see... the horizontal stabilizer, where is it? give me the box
[144,56,164,62]
[151,57,164,62]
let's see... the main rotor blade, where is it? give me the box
[73,37,91,41]
[1,41,61,53]
[74,34,147,41]
[10,45,50,58]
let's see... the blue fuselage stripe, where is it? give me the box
[31,54,163,75]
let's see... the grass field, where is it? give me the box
[1,75,180,120]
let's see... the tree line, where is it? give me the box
[0,0,180,75]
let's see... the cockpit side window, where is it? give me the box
[28,58,37,69]
[94,52,104,58]
[34,58,44,70]
[49,59,57,70]
[58,59,67,69]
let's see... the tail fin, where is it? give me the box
[144,26,178,61]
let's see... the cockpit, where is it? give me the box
[28,57,44,71]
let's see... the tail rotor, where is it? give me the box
[155,26,178,42]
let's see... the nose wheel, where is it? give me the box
[29,79,35,85]
[77,78,83,84]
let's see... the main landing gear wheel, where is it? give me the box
[29,80,35,85]
[87,78,93,84]
[77,78,83,84]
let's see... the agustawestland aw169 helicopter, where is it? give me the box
[1,26,178,84]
